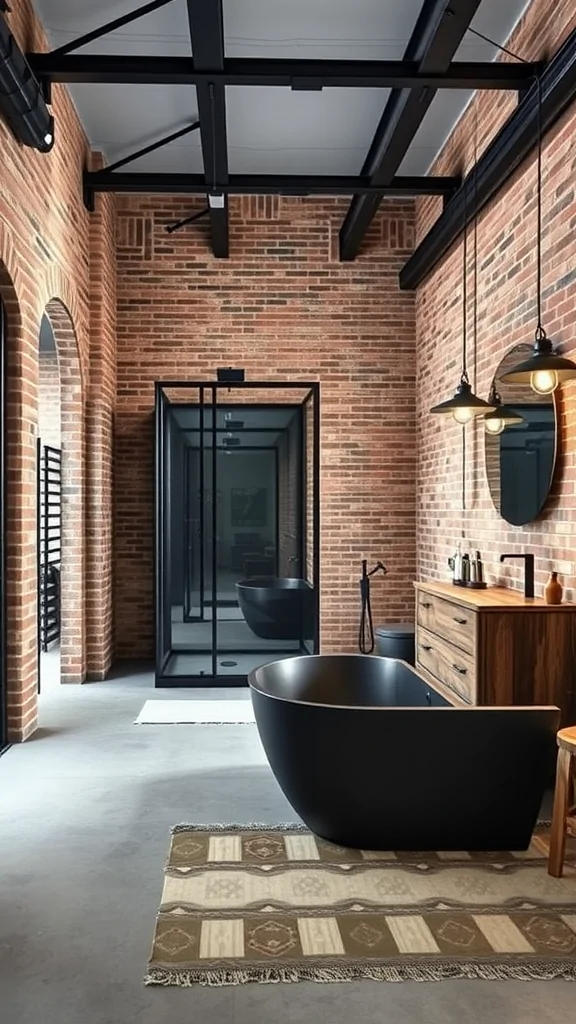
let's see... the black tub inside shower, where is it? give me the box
[249,654,560,851]
[236,577,314,641]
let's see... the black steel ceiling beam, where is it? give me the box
[339,0,483,261]
[27,53,537,90]
[48,0,175,58]
[82,171,460,200]
[399,27,576,290]
[186,0,228,257]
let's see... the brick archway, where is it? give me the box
[43,298,85,684]
[0,219,34,739]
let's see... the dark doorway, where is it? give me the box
[155,381,320,686]
[0,299,7,749]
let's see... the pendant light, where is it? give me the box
[430,177,496,423]
[484,384,524,435]
[501,75,576,394]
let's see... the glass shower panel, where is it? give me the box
[302,388,319,654]
[162,390,213,679]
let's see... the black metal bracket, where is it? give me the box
[399,28,576,290]
[105,121,200,174]
[166,206,209,234]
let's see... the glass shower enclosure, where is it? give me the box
[155,381,320,685]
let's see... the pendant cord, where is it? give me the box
[535,73,543,336]
[462,176,467,378]
[473,101,478,391]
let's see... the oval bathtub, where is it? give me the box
[236,577,314,641]
[249,654,558,850]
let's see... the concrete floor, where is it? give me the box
[0,663,574,1024]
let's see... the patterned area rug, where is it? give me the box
[146,824,576,986]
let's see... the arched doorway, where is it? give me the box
[38,299,85,688]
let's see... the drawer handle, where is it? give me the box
[420,644,432,652]
[421,601,431,609]
[453,617,467,625]
[452,664,468,675]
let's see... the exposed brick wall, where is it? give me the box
[0,2,116,737]
[86,164,117,681]
[115,195,417,657]
[415,0,576,601]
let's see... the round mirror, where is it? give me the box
[485,344,557,526]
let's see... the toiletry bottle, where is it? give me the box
[476,550,484,584]
[544,571,563,605]
[453,542,462,584]
[461,551,470,584]
[470,557,478,584]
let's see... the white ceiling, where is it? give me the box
[32,0,532,176]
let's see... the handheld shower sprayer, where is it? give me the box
[358,558,388,654]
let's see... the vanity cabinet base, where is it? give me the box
[415,582,576,724]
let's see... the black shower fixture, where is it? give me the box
[0,13,54,152]
[224,419,244,430]
[222,435,240,447]
[217,367,245,383]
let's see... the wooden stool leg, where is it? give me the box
[548,748,572,877]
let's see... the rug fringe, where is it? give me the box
[171,821,553,836]
[171,822,306,835]
[145,959,576,987]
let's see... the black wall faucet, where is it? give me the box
[499,553,535,599]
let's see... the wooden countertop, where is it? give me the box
[415,580,576,611]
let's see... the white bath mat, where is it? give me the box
[134,700,255,725]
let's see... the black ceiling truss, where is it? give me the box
[185,0,229,257]
[83,171,461,202]
[339,0,485,260]
[27,0,564,268]
[29,53,538,91]
[399,26,576,290]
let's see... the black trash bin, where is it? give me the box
[374,623,415,666]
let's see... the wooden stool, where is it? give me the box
[548,726,576,877]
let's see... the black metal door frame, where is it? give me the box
[155,380,320,687]
[0,299,7,750]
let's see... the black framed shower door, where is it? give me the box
[155,380,320,687]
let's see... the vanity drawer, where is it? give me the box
[416,626,476,704]
[416,591,475,656]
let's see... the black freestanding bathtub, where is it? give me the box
[249,654,559,850]
[236,577,314,641]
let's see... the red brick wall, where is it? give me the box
[0,3,116,737]
[115,195,417,657]
[415,0,576,601]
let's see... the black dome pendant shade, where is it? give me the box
[431,370,496,424]
[500,327,576,395]
[484,384,524,435]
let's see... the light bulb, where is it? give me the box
[452,407,474,425]
[485,416,505,435]
[531,368,558,394]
